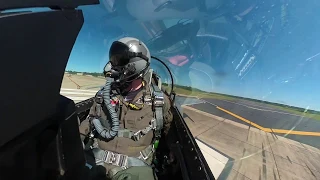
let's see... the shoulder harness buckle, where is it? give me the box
[150,80,164,137]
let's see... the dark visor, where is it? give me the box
[109,41,149,68]
[109,41,130,67]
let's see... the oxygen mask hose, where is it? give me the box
[92,77,120,140]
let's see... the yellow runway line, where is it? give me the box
[216,106,320,136]
[216,106,265,130]
[271,129,320,136]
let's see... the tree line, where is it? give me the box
[162,83,205,92]
[65,70,103,77]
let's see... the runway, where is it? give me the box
[183,98,320,149]
[182,105,320,180]
[173,96,320,179]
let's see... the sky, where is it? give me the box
[64,1,320,110]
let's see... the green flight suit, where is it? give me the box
[79,82,173,179]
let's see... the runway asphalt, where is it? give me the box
[183,105,320,180]
[183,97,320,148]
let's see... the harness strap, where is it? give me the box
[115,79,164,141]
[117,118,156,141]
[95,104,102,117]
[137,145,155,161]
[150,82,164,138]
[93,145,155,169]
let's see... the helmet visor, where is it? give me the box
[109,41,130,67]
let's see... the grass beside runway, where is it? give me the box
[163,84,237,101]
[267,104,320,120]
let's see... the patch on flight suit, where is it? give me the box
[135,96,152,106]
[135,98,144,105]
[143,95,152,106]
[111,96,119,106]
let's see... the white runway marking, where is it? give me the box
[183,102,205,106]
[60,88,97,102]
[201,99,218,107]
[175,96,204,106]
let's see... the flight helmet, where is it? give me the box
[103,37,151,90]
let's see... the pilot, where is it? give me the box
[79,37,173,179]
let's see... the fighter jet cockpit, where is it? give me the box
[1,0,320,180]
